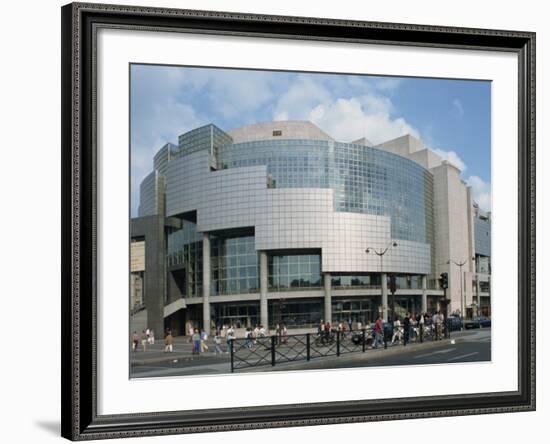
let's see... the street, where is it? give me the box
[130,328,491,378]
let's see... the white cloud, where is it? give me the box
[432,148,467,172]
[452,98,464,118]
[467,175,491,211]
[273,75,332,121]
[308,96,419,144]
[272,76,419,144]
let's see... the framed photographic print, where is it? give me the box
[61,2,536,440]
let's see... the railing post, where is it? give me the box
[306,333,311,361]
[230,339,234,373]
[384,327,388,349]
[420,324,424,343]
[336,331,340,356]
[271,335,276,367]
[362,329,366,352]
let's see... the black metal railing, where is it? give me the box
[230,322,453,372]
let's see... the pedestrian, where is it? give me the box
[391,317,402,345]
[258,324,266,338]
[141,330,148,351]
[372,316,384,348]
[226,325,235,353]
[282,324,288,344]
[435,311,444,340]
[149,329,155,345]
[403,313,411,346]
[131,331,139,351]
[192,328,201,355]
[145,327,150,344]
[200,328,208,352]
[164,330,173,352]
[325,321,332,342]
[317,319,325,344]
[245,328,253,348]
[188,323,194,343]
[214,331,223,354]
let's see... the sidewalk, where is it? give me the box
[130,336,230,366]
[131,330,467,369]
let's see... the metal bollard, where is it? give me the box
[306,333,311,361]
[230,339,234,373]
[362,329,366,352]
[271,335,276,366]
[336,331,341,356]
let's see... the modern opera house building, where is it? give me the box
[130,121,491,335]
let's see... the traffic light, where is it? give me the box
[439,272,448,289]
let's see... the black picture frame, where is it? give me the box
[61,2,536,440]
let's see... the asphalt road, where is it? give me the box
[131,329,491,378]
[299,328,491,370]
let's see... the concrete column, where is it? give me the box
[202,233,211,335]
[260,251,269,329]
[324,273,332,324]
[381,273,388,321]
[421,275,428,314]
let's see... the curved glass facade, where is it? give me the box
[211,235,259,295]
[217,140,434,244]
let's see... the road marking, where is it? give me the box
[414,348,454,359]
[447,352,479,362]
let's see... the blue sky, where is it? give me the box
[131,64,491,215]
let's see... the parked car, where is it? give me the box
[446,315,463,332]
[463,316,491,329]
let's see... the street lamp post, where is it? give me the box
[366,241,398,322]
[447,257,475,318]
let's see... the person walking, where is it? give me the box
[391,317,402,345]
[244,328,253,348]
[258,325,266,338]
[435,311,444,340]
[188,323,194,343]
[200,328,209,352]
[164,330,173,353]
[131,331,139,351]
[226,324,235,354]
[141,330,148,352]
[403,313,411,346]
[149,329,155,345]
[213,331,223,355]
[372,316,384,349]
[192,328,201,355]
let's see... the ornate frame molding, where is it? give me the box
[61,2,535,440]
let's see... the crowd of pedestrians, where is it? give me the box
[389,311,447,346]
[131,310,449,357]
[131,328,155,352]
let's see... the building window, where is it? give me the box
[212,302,259,329]
[268,299,322,328]
[268,254,321,291]
[211,235,259,295]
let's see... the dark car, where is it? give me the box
[446,316,463,332]
[463,316,491,329]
